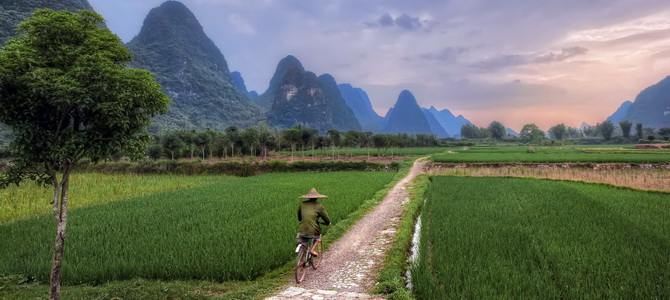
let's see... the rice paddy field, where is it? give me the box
[0,171,396,285]
[431,145,670,163]
[279,147,450,157]
[412,176,670,299]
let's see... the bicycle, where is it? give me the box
[294,234,323,283]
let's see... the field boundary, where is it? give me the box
[430,162,670,170]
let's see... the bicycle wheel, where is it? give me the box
[295,246,308,283]
[310,240,323,269]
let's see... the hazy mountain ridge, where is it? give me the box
[606,100,633,125]
[337,84,384,132]
[230,71,259,100]
[427,106,473,138]
[384,90,432,135]
[126,1,260,132]
[619,76,670,129]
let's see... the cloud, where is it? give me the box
[366,12,432,31]
[472,47,589,71]
[531,46,589,63]
[419,47,468,62]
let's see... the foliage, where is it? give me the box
[413,176,670,299]
[596,120,615,141]
[460,124,490,139]
[619,121,633,139]
[487,121,506,140]
[0,8,169,185]
[519,123,545,143]
[430,145,670,163]
[0,171,396,284]
[549,123,567,140]
[636,122,644,139]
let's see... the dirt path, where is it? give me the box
[267,158,427,300]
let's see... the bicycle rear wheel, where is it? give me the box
[310,240,323,269]
[295,246,308,283]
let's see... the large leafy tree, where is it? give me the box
[0,9,169,299]
[597,120,615,141]
[520,123,545,144]
[549,123,567,140]
[619,121,633,139]
[488,121,506,140]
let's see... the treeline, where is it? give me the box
[461,120,670,144]
[144,122,441,160]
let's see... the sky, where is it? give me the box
[87,0,670,132]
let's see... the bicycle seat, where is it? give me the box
[300,234,315,239]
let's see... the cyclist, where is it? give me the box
[297,188,331,256]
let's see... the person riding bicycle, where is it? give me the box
[297,188,330,257]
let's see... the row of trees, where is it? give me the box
[146,123,440,160]
[461,120,670,143]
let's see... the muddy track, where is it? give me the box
[267,158,428,300]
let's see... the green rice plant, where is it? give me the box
[0,173,221,223]
[279,147,450,157]
[0,171,396,285]
[430,146,670,163]
[413,176,670,299]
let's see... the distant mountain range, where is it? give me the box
[606,76,670,129]
[17,0,668,139]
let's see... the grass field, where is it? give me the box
[0,171,396,285]
[0,173,222,223]
[412,176,670,299]
[279,147,450,157]
[430,145,670,163]
[429,166,670,192]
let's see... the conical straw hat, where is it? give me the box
[299,188,328,199]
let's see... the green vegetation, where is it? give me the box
[0,171,396,285]
[413,176,670,299]
[431,145,670,163]
[0,173,221,223]
[280,147,450,157]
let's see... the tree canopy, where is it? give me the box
[0,9,169,299]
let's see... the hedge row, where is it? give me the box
[75,159,400,176]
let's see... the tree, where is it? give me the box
[255,121,273,159]
[194,131,212,160]
[163,133,185,160]
[636,123,644,139]
[372,134,388,154]
[549,123,567,140]
[619,121,633,139]
[520,123,545,143]
[241,126,259,156]
[225,126,240,157]
[488,121,506,140]
[0,10,169,300]
[658,127,670,139]
[597,121,615,141]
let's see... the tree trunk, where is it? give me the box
[50,174,69,300]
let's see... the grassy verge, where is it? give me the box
[374,174,430,300]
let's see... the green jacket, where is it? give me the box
[297,200,331,235]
